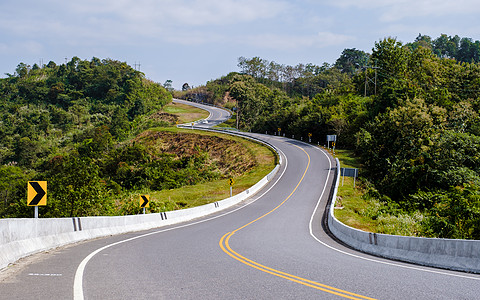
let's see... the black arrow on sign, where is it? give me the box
[29,182,46,205]
[140,195,149,208]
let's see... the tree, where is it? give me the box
[335,48,370,75]
[370,37,411,112]
[182,83,190,91]
[46,61,57,69]
[163,79,174,92]
[16,63,30,78]
[356,98,447,200]
[45,153,112,217]
[433,34,460,58]
[457,38,480,63]
[0,165,34,217]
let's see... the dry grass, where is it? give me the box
[162,102,209,124]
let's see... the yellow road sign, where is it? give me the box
[140,195,150,208]
[229,178,235,186]
[27,181,47,206]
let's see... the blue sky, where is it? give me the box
[1,0,479,89]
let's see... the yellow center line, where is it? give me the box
[219,144,377,300]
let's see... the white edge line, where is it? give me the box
[73,146,288,300]
[308,147,480,282]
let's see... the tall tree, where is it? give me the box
[335,48,370,75]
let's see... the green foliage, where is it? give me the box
[200,35,480,238]
[335,48,370,75]
[0,57,175,217]
[414,185,480,239]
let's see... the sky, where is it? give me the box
[1,0,480,89]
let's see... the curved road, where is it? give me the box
[1,102,480,299]
[173,98,231,127]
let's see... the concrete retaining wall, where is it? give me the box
[328,158,480,273]
[0,163,280,271]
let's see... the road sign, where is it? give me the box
[278,128,281,132]
[229,178,235,186]
[27,181,47,206]
[341,168,358,178]
[140,195,150,208]
[327,135,337,142]
[308,133,312,137]
[341,168,358,187]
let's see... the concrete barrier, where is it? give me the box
[328,158,480,273]
[0,163,281,271]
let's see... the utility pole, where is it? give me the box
[364,64,380,97]
[364,67,368,97]
[236,106,240,130]
[134,61,141,71]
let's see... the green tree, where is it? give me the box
[418,185,480,239]
[356,98,447,200]
[335,48,370,75]
[45,153,113,217]
[163,80,174,92]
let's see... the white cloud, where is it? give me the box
[0,0,293,48]
[327,0,480,22]
[0,40,43,56]
[66,0,290,26]
[242,32,354,50]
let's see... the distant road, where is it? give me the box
[173,98,231,127]
[1,101,479,299]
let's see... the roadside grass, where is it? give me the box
[162,102,210,123]
[334,149,423,236]
[333,149,377,232]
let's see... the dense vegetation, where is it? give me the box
[0,57,177,217]
[0,57,247,218]
[179,34,480,239]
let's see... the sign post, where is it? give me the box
[341,168,358,187]
[308,133,312,143]
[140,195,150,214]
[27,181,47,218]
[229,178,234,197]
[326,135,337,149]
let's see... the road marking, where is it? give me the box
[73,145,289,300]
[308,147,480,282]
[28,273,62,276]
[219,144,376,299]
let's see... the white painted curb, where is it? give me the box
[328,158,480,273]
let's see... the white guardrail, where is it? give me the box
[328,158,480,274]
[0,135,282,271]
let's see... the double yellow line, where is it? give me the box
[218,144,376,300]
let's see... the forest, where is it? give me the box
[178,34,480,239]
[0,57,240,218]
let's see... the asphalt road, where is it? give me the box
[172,98,231,127]
[1,102,480,299]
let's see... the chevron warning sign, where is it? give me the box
[27,181,47,206]
[140,195,150,208]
